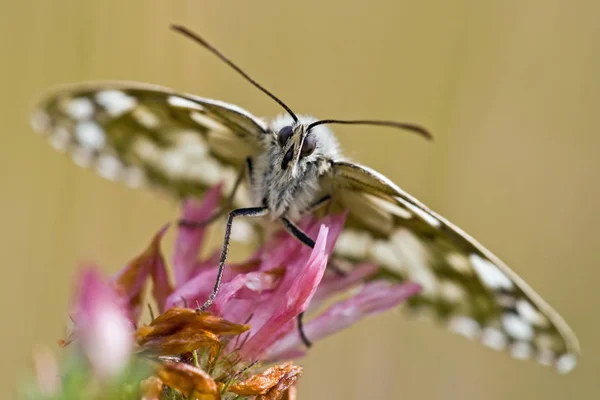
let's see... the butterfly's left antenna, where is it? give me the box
[171,25,299,123]
[307,119,433,140]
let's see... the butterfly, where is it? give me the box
[30,25,579,373]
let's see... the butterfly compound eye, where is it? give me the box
[277,125,294,147]
[300,134,316,157]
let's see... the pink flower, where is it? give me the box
[32,346,61,396]
[157,185,421,362]
[166,213,342,360]
[70,267,134,378]
[64,183,421,368]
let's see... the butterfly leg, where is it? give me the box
[278,194,333,247]
[197,206,269,312]
[280,217,316,247]
[287,195,346,276]
[179,160,250,228]
[297,311,311,348]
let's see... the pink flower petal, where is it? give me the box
[192,250,220,275]
[173,184,223,284]
[75,267,134,378]
[267,280,421,361]
[239,225,331,360]
[318,212,348,253]
[216,270,283,309]
[150,245,173,313]
[32,346,60,396]
[310,263,379,309]
[213,268,286,326]
[165,264,239,310]
[112,225,170,321]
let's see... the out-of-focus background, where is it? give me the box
[1,0,599,398]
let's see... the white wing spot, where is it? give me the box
[70,147,94,168]
[408,306,437,324]
[510,341,532,360]
[48,127,71,152]
[496,294,517,308]
[481,327,507,351]
[167,96,205,111]
[400,200,441,228]
[502,313,534,341]
[65,97,95,120]
[133,137,160,161]
[336,229,373,259]
[368,195,412,219]
[123,166,146,188]
[75,121,106,150]
[190,111,228,132]
[516,299,548,327]
[446,252,472,274]
[411,270,438,297]
[556,354,577,374]
[439,280,465,303]
[186,157,222,185]
[31,110,51,133]
[132,107,160,129]
[367,240,402,271]
[95,90,136,117]
[176,130,208,157]
[96,154,123,181]
[392,229,437,295]
[161,150,187,176]
[536,348,555,366]
[470,254,514,290]
[448,316,480,340]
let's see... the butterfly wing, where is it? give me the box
[329,160,580,373]
[30,81,267,203]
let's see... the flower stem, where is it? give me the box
[192,350,200,369]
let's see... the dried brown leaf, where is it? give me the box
[229,363,303,397]
[281,385,297,400]
[114,228,162,293]
[138,327,220,356]
[140,376,163,400]
[136,308,250,356]
[258,369,302,400]
[137,308,250,345]
[156,362,220,400]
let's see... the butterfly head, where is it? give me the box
[270,114,341,176]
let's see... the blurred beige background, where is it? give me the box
[1,0,599,398]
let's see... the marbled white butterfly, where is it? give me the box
[30,25,579,373]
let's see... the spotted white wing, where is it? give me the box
[30,81,267,202]
[328,161,580,373]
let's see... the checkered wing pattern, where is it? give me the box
[329,161,580,373]
[31,81,266,203]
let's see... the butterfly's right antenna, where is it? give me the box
[171,25,299,123]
